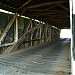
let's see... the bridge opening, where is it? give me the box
[60,29,71,38]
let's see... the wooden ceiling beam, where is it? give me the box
[39,19,68,29]
[36,14,69,18]
[34,5,60,19]
[27,10,69,19]
[56,4,70,18]
[57,4,69,11]
[26,13,69,20]
[37,16,69,29]
[40,17,69,23]
[62,13,70,17]
[17,0,32,11]
[21,1,68,15]
[45,17,69,20]
[28,10,69,12]
[26,11,68,17]
[27,1,68,9]
[39,16,69,18]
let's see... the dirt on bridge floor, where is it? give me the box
[0,40,71,75]
[56,71,71,75]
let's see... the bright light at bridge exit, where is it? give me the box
[60,29,71,38]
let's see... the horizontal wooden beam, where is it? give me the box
[0,42,15,47]
[28,10,69,12]
[22,38,45,43]
[47,19,69,23]
[48,20,69,28]
[36,19,69,26]
[45,17,69,20]
[26,12,68,17]
[37,14,69,17]
[39,16,69,19]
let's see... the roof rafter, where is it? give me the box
[28,1,68,9]
[57,4,69,11]
[34,5,59,19]
[28,9,69,12]
[45,17,69,20]
[26,11,68,17]
[17,0,32,11]
[21,1,68,15]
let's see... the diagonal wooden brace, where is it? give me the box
[0,15,17,43]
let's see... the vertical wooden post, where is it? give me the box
[40,25,44,43]
[39,27,42,43]
[43,25,45,42]
[52,28,54,40]
[37,28,39,45]
[44,24,48,42]
[56,29,58,39]
[39,22,42,43]
[37,29,40,44]
[36,29,38,45]
[47,25,52,41]
[49,25,52,41]
[51,27,53,40]
[30,19,33,46]
[53,29,55,39]
[54,29,56,39]
[47,24,49,41]
[14,17,18,42]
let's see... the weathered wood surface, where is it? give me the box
[0,15,17,42]
[0,39,71,75]
[4,24,43,53]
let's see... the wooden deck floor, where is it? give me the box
[0,39,71,75]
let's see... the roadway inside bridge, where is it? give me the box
[0,39,71,75]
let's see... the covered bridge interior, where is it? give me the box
[0,0,71,75]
